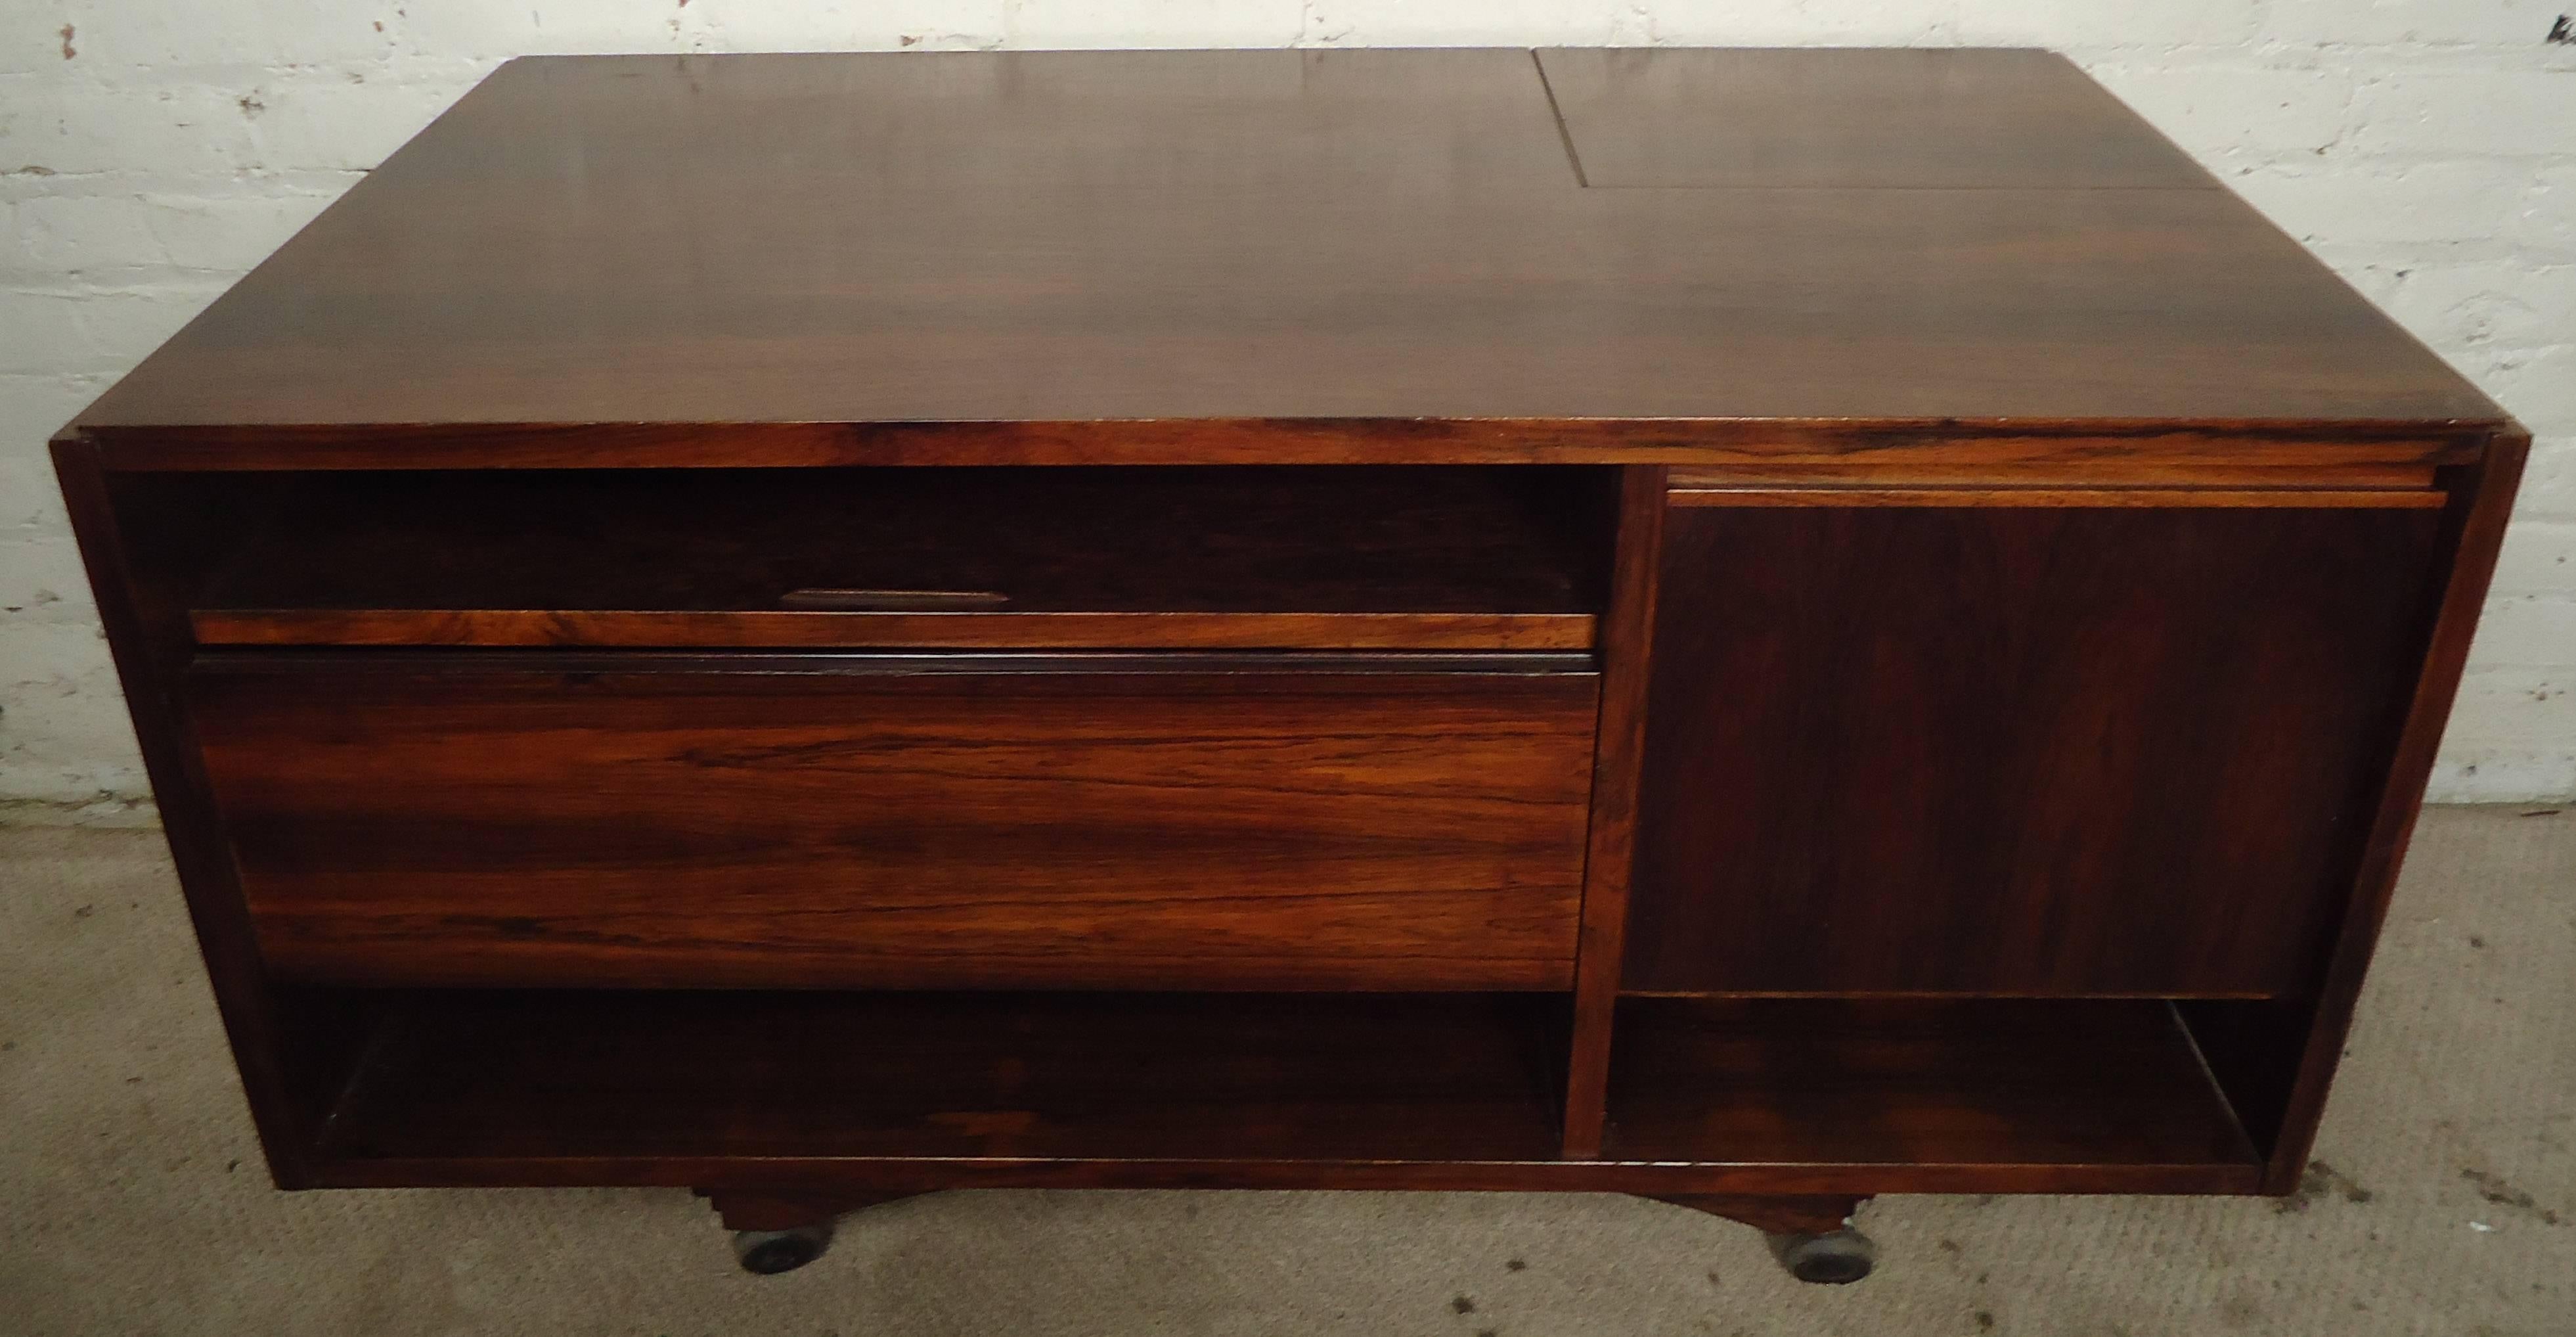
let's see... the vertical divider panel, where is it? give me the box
[1561,464,1668,1158]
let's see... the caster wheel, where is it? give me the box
[732,1224,832,1275]
[1767,1227,1876,1284]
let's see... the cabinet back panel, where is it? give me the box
[1628,501,2443,996]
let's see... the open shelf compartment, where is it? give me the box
[292,987,2267,1194]
[171,465,1614,651]
[1601,997,2263,1187]
[307,989,1572,1173]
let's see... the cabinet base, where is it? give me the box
[692,1188,1880,1282]
[693,1188,920,1233]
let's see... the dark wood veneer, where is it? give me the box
[1664,486,2442,509]
[85,422,2493,477]
[2215,436,2531,1185]
[1538,47,2217,190]
[51,440,336,1186]
[72,51,2496,438]
[190,608,1598,650]
[1563,466,1666,1157]
[1602,998,2260,1177]
[297,988,2258,1197]
[49,49,2525,1254]
[319,991,1571,1167]
[1629,500,2445,997]
[192,656,1599,992]
[179,465,1610,650]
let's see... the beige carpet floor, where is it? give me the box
[2,807,2569,1336]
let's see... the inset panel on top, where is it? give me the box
[1538,47,2215,189]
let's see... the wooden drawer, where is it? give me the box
[187,654,1599,991]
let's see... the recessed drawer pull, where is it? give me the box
[778,589,1011,610]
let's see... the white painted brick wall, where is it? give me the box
[3,1,2572,811]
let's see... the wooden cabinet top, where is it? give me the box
[72,47,2508,468]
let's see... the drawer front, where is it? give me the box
[189,656,1599,991]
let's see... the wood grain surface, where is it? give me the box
[89,421,2489,473]
[1663,487,2443,509]
[1628,500,2445,997]
[300,988,2257,1196]
[1562,466,1666,1158]
[319,991,1572,1166]
[189,656,1601,991]
[2233,434,2533,1188]
[1538,47,2215,189]
[69,48,2501,453]
[189,608,1599,650]
[43,48,2520,1210]
[183,465,1611,649]
[189,466,1609,613]
[1603,997,2260,1173]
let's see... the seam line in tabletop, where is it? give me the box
[1530,49,1591,189]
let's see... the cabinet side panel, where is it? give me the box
[1629,501,2444,997]
[2229,434,2531,1187]
[47,444,338,1185]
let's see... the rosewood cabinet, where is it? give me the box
[53,48,2525,1286]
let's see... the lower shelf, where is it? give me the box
[313,989,1570,1168]
[296,989,2263,1194]
[1602,997,2263,1175]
